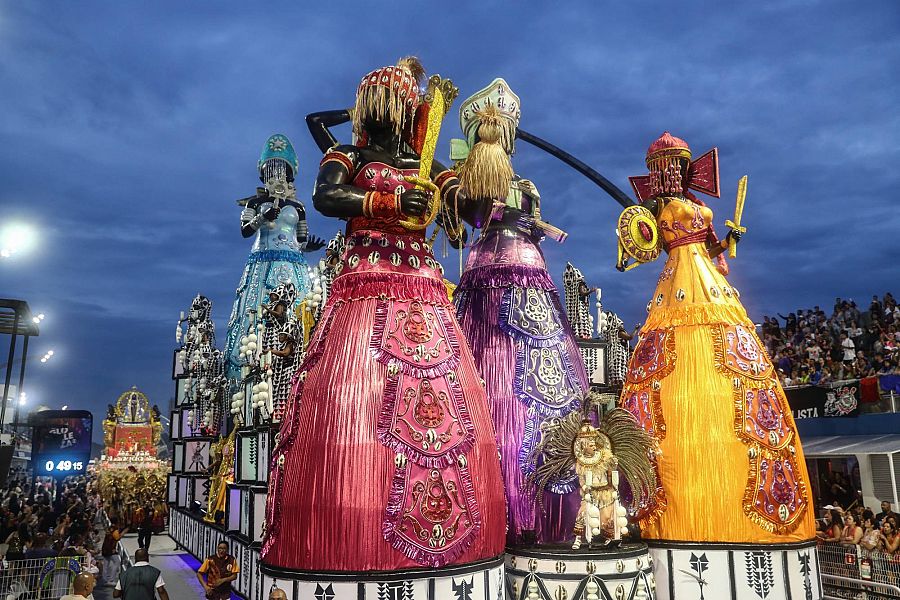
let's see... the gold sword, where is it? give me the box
[400,75,458,231]
[725,175,748,259]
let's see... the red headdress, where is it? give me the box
[631,132,730,274]
[352,57,430,153]
[629,131,720,203]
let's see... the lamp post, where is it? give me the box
[12,334,28,434]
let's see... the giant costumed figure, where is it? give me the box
[224,134,323,384]
[616,132,818,600]
[179,295,226,435]
[450,79,587,545]
[261,58,505,598]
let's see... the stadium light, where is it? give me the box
[0,223,37,259]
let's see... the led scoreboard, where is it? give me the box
[41,458,86,474]
[28,410,93,477]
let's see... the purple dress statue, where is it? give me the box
[452,79,588,545]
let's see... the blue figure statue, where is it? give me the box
[224,134,324,383]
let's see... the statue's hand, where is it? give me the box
[400,189,429,217]
[726,228,744,244]
[263,205,281,222]
[435,214,467,249]
[517,178,540,200]
[304,235,326,252]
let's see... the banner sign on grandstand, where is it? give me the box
[786,383,861,419]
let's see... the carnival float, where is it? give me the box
[98,387,167,529]
[162,58,821,600]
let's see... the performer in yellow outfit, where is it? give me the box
[617,132,817,600]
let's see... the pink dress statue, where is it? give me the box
[261,58,506,574]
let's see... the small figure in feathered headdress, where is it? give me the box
[529,391,658,549]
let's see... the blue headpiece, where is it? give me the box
[259,134,299,179]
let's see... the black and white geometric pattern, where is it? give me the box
[745,551,774,599]
[599,312,629,385]
[505,544,656,600]
[649,543,822,600]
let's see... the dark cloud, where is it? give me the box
[1,1,898,440]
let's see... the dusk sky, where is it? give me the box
[1,1,897,441]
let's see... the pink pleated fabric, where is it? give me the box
[262,229,506,572]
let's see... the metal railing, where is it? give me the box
[0,556,86,600]
[819,541,900,599]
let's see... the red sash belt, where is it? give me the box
[666,227,709,251]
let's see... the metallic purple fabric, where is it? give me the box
[457,227,587,545]
[463,226,546,272]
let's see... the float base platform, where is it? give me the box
[505,542,656,600]
[259,555,505,600]
[647,540,821,600]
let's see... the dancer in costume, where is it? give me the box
[258,282,302,422]
[224,134,323,383]
[597,307,639,387]
[315,231,345,319]
[617,133,815,586]
[451,79,587,545]
[262,58,505,573]
[204,430,235,525]
[530,396,656,550]
[178,295,225,435]
[563,263,595,340]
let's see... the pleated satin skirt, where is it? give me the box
[261,230,506,572]
[457,227,585,545]
[620,243,816,543]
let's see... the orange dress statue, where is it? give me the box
[617,133,815,572]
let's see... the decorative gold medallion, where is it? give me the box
[616,205,662,270]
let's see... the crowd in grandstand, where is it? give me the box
[760,292,900,386]
[816,500,900,554]
[0,470,164,599]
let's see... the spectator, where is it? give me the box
[25,532,57,560]
[881,520,899,555]
[841,332,856,363]
[776,350,793,377]
[764,291,899,386]
[871,295,883,322]
[4,522,29,561]
[114,548,169,600]
[807,339,823,362]
[840,513,863,546]
[137,506,154,550]
[876,501,896,528]
[817,509,843,542]
[61,572,95,600]
[5,492,21,516]
[197,541,239,600]
[826,474,853,508]
[860,514,880,551]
